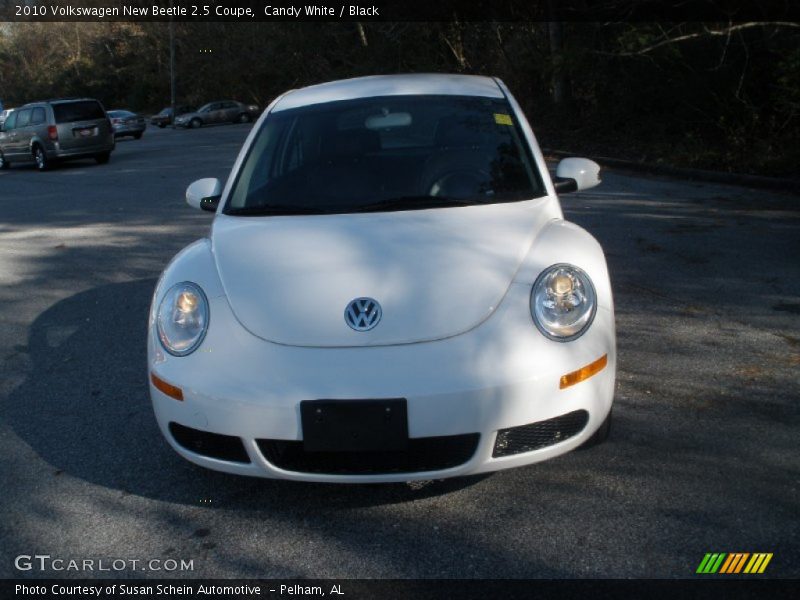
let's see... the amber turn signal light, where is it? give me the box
[560,354,608,389]
[150,372,184,401]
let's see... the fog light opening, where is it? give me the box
[150,372,184,401]
[559,354,608,389]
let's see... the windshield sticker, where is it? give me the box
[494,113,513,126]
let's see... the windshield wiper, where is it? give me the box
[226,196,482,216]
[352,196,479,213]
[226,205,332,216]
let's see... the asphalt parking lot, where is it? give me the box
[0,124,798,578]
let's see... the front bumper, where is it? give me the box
[149,283,615,483]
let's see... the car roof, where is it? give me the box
[23,98,100,107]
[272,74,505,112]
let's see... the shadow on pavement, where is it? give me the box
[3,279,491,510]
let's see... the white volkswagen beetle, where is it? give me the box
[148,74,615,482]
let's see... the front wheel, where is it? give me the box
[95,152,111,165]
[134,132,143,140]
[158,123,166,129]
[33,145,50,171]
[190,118,202,129]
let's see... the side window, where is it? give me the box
[31,107,46,125]
[15,109,32,128]
[4,111,17,130]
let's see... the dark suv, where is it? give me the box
[0,98,115,171]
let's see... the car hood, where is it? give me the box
[211,200,552,347]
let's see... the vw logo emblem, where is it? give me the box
[345,297,382,332]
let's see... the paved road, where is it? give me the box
[1,124,798,579]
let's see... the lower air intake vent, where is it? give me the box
[493,410,589,457]
[257,434,480,475]
[169,422,250,463]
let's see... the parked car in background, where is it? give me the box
[0,97,114,171]
[151,105,195,128]
[0,108,14,128]
[174,101,259,128]
[108,110,147,139]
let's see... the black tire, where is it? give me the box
[0,152,8,170]
[579,408,612,449]
[190,118,202,129]
[237,113,251,124]
[33,145,50,171]
[134,132,143,140]
[95,152,111,165]
[158,123,166,129]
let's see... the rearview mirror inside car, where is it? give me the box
[365,112,412,129]
[554,157,601,193]
[186,178,222,212]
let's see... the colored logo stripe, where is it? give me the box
[697,552,773,574]
[720,553,749,573]
[697,553,726,573]
[744,553,773,574]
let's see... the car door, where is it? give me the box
[6,108,31,158]
[210,103,225,124]
[223,102,238,122]
[29,106,47,148]
[0,110,17,156]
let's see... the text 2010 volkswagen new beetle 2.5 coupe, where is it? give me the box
[148,74,615,482]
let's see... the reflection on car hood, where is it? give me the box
[211,199,553,347]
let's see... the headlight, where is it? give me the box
[156,282,209,356]
[530,264,596,341]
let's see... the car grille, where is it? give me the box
[256,433,480,475]
[169,422,250,463]
[492,410,589,457]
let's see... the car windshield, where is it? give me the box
[109,110,133,118]
[225,95,544,216]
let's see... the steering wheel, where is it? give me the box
[429,169,492,198]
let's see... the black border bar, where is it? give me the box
[3,579,800,600]
[2,0,799,22]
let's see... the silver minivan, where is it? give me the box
[0,98,115,171]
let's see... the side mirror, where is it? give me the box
[554,158,601,193]
[186,178,222,212]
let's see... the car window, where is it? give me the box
[15,108,32,128]
[3,111,17,130]
[224,102,237,109]
[30,107,46,125]
[52,100,105,123]
[227,95,544,215]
